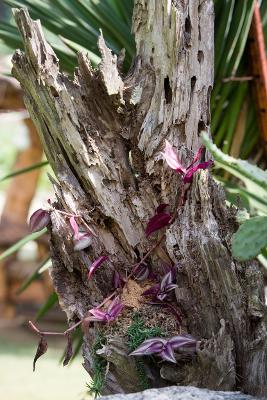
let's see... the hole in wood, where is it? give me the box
[197,51,204,64]
[198,120,206,136]
[191,76,197,91]
[184,16,192,47]
[185,16,191,34]
[164,76,172,104]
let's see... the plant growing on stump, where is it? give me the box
[11,0,267,397]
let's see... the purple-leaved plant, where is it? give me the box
[142,271,177,301]
[88,255,109,279]
[163,141,213,183]
[86,297,124,323]
[145,204,172,237]
[69,216,92,251]
[129,334,197,363]
[132,262,156,281]
[29,208,51,232]
[113,270,125,289]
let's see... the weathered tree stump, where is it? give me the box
[11,1,267,397]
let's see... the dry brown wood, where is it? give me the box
[11,2,267,397]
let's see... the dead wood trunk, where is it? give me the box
[11,1,267,397]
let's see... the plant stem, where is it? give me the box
[28,320,82,337]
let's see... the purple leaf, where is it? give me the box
[147,272,177,301]
[29,209,51,233]
[142,283,160,297]
[160,271,173,289]
[113,270,125,289]
[183,160,213,183]
[70,217,92,251]
[130,334,195,363]
[88,255,109,279]
[63,333,73,366]
[162,141,186,172]
[160,343,176,363]
[142,272,177,301]
[156,292,168,301]
[162,263,177,281]
[87,297,124,323]
[161,141,213,185]
[106,297,124,320]
[88,308,107,321]
[73,233,92,251]
[33,335,48,371]
[145,212,171,237]
[191,145,204,165]
[133,263,150,281]
[129,338,165,356]
[70,216,79,240]
[168,334,197,350]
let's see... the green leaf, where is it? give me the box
[202,132,267,195]
[36,291,58,320]
[232,216,267,260]
[60,37,100,66]
[16,256,51,294]
[216,175,267,214]
[0,228,47,261]
[0,161,48,182]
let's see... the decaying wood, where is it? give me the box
[11,1,267,397]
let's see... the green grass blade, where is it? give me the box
[0,229,47,262]
[36,291,58,320]
[16,256,51,294]
[0,161,48,182]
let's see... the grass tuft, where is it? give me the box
[86,334,107,398]
[127,313,164,389]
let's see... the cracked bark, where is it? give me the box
[12,1,267,397]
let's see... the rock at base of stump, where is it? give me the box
[100,386,261,400]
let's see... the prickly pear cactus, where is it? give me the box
[232,216,267,260]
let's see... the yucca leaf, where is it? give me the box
[60,37,100,66]
[214,0,235,74]
[222,82,248,154]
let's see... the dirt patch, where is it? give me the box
[121,279,151,310]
